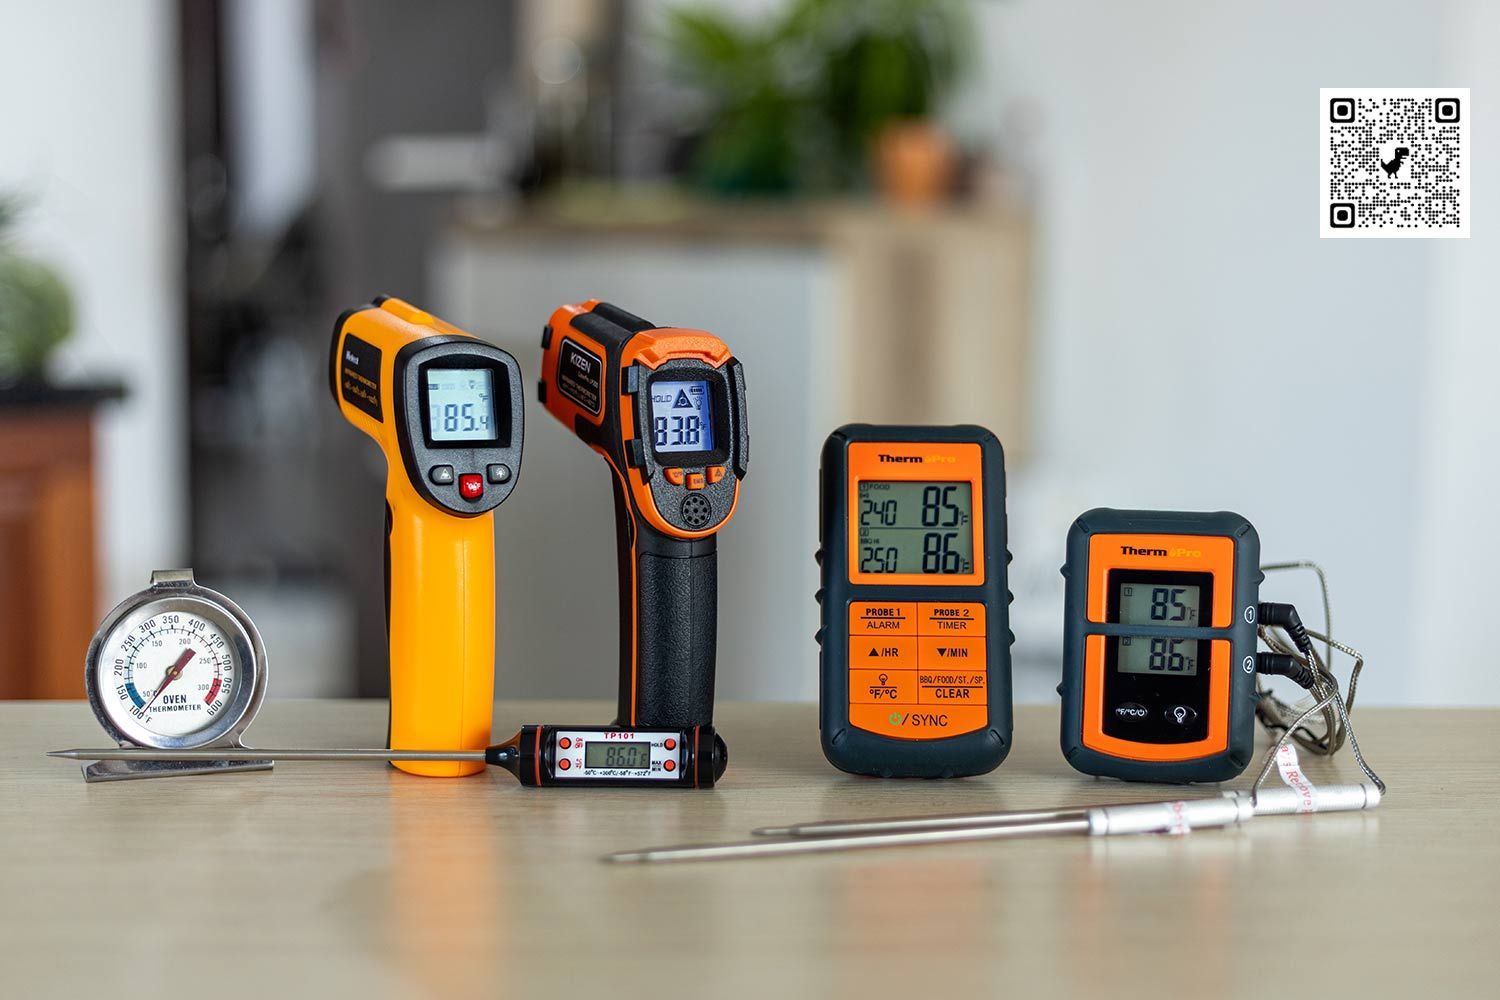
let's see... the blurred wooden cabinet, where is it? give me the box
[435,200,1030,703]
[0,386,122,699]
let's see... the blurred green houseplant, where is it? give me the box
[0,197,74,382]
[661,0,971,195]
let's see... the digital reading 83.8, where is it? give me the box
[818,425,1013,779]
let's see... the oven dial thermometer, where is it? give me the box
[83,569,270,782]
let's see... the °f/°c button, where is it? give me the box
[1112,702,1148,721]
[486,464,511,484]
[429,465,455,485]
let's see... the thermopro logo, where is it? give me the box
[1120,544,1203,558]
[877,453,957,464]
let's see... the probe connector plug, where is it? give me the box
[1255,652,1318,690]
[1258,602,1313,659]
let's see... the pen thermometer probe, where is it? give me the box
[817,425,1014,778]
[1059,508,1262,782]
[538,300,748,732]
[331,297,525,777]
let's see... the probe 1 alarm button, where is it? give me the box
[486,464,511,484]
[848,636,917,669]
[686,472,706,491]
[849,668,917,704]
[458,474,483,500]
[707,465,726,483]
[664,467,685,485]
[917,603,987,636]
[918,636,985,669]
[429,465,455,485]
[848,602,916,636]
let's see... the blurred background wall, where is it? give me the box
[0,0,1493,706]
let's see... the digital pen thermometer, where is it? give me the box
[52,724,727,789]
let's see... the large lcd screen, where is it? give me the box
[425,368,498,443]
[649,380,715,453]
[583,741,652,769]
[1116,635,1200,676]
[856,481,974,575]
[1116,581,1204,627]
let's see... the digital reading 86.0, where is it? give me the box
[857,481,973,574]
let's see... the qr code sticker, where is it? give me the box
[1320,88,1470,238]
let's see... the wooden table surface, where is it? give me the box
[1,700,1495,998]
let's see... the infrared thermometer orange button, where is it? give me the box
[664,468,685,486]
[848,602,916,636]
[686,472,706,491]
[707,465,726,484]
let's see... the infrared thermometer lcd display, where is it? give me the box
[1059,508,1262,783]
[331,296,524,777]
[817,425,1013,778]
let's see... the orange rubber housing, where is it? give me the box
[1080,532,1236,762]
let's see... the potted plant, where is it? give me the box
[0,196,75,386]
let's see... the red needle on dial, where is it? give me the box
[137,648,196,716]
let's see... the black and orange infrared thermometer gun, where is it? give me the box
[538,301,748,730]
[331,296,524,777]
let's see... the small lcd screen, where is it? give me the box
[650,380,714,453]
[584,741,653,769]
[1116,581,1204,627]
[1116,635,1200,676]
[856,481,974,575]
[425,368,498,442]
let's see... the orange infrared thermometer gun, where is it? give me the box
[331,296,524,776]
[538,301,748,730]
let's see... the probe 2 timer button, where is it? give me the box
[850,668,917,704]
[686,472,706,491]
[486,464,511,484]
[458,474,484,500]
[917,603,987,636]
[664,467,685,485]
[848,636,917,670]
[848,602,915,636]
[429,465,455,485]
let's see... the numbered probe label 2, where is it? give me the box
[340,334,383,421]
[556,338,603,414]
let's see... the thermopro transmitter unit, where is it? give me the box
[539,301,748,731]
[817,425,1013,778]
[331,296,524,777]
[1059,508,1262,783]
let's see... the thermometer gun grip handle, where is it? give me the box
[613,480,718,729]
[386,478,495,777]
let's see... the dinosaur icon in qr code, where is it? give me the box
[1380,147,1410,178]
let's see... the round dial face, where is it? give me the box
[97,602,242,746]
